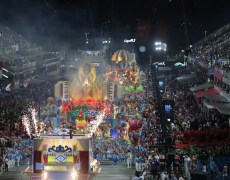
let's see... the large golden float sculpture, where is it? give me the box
[66,62,108,131]
[68,62,107,102]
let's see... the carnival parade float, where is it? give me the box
[22,50,151,179]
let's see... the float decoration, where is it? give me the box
[76,109,87,129]
[111,49,128,64]
[48,145,73,153]
[68,62,107,102]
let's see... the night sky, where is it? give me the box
[0,0,229,53]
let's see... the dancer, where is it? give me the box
[127,150,132,168]
[135,154,142,172]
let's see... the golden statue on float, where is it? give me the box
[67,62,107,133]
[68,62,107,102]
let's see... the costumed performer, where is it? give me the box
[76,109,87,129]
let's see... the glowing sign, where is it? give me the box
[159,81,164,89]
[124,39,136,43]
[165,105,172,113]
[158,62,165,66]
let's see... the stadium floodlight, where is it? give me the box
[103,39,111,44]
[155,41,162,46]
[156,47,162,51]
[2,74,8,78]
[2,68,8,72]
[155,41,167,52]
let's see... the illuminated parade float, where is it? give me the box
[33,138,94,180]
[23,49,150,180]
[2,6,230,180]
[30,60,108,179]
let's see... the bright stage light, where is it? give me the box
[155,41,162,46]
[155,41,167,52]
[43,171,47,179]
[71,171,77,179]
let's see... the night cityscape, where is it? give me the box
[0,0,230,179]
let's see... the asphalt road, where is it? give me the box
[0,160,135,180]
[0,164,28,180]
[93,159,136,180]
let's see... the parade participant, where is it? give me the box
[3,155,8,172]
[16,151,21,166]
[123,123,130,142]
[76,108,87,129]
[127,150,132,168]
[150,156,160,179]
[112,154,118,166]
[184,154,191,180]
[135,154,142,172]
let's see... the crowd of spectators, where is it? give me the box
[128,67,230,179]
[203,23,230,43]
[0,24,42,55]
[191,24,230,71]
[1,21,230,180]
[152,66,229,179]
[0,94,34,172]
[162,74,229,135]
[0,79,56,172]
[129,26,230,178]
